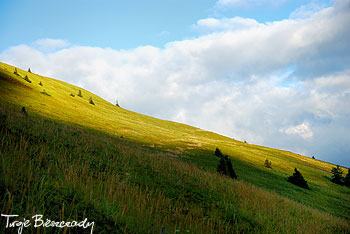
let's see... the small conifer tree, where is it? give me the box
[217,155,237,179]
[331,165,344,185]
[215,148,224,158]
[89,97,95,105]
[217,157,228,175]
[14,68,19,75]
[344,168,350,187]
[264,159,272,168]
[21,107,28,116]
[78,90,83,97]
[24,75,31,83]
[312,156,315,159]
[28,68,32,73]
[226,156,237,179]
[116,100,120,107]
[287,168,309,189]
[39,81,43,86]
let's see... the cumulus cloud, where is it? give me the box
[194,17,262,33]
[289,1,330,19]
[1,0,349,166]
[33,38,70,52]
[280,122,313,139]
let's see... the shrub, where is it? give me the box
[24,75,31,83]
[331,165,344,185]
[264,159,272,169]
[39,81,43,86]
[78,90,83,97]
[217,155,237,179]
[217,157,228,175]
[215,148,224,158]
[312,156,315,159]
[226,156,238,179]
[21,107,28,116]
[287,168,309,190]
[14,68,19,75]
[344,168,350,187]
[41,90,51,96]
[89,97,95,105]
[70,94,75,97]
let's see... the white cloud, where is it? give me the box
[194,17,262,33]
[33,39,70,52]
[290,2,327,19]
[1,0,349,166]
[281,122,313,139]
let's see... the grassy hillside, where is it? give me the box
[1,62,349,233]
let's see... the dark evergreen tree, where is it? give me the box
[312,156,315,159]
[89,97,95,105]
[24,75,31,83]
[78,90,83,97]
[264,159,272,169]
[344,168,350,187]
[28,68,31,73]
[226,156,237,179]
[21,107,28,116]
[217,157,228,175]
[330,165,344,185]
[215,148,224,158]
[287,168,309,190]
[14,68,18,75]
[39,81,43,86]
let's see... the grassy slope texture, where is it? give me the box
[0,62,349,234]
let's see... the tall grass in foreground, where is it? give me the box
[1,103,349,233]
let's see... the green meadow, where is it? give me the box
[0,62,349,233]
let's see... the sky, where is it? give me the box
[1,0,349,166]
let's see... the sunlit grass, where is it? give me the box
[1,62,350,233]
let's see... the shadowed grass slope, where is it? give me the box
[1,62,350,233]
[0,104,349,233]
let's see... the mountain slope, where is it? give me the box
[1,62,349,233]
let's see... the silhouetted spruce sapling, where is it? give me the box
[344,168,350,187]
[331,165,344,185]
[21,107,28,116]
[226,156,238,179]
[78,90,83,97]
[41,90,51,96]
[24,75,31,83]
[39,81,43,86]
[215,148,224,158]
[287,168,309,190]
[217,157,228,176]
[264,159,272,169]
[28,67,32,73]
[89,97,95,105]
[217,155,237,179]
[116,100,120,107]
[312,156,315,159]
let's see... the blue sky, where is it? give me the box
[0,0,332,51]
[1,0,349,167]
